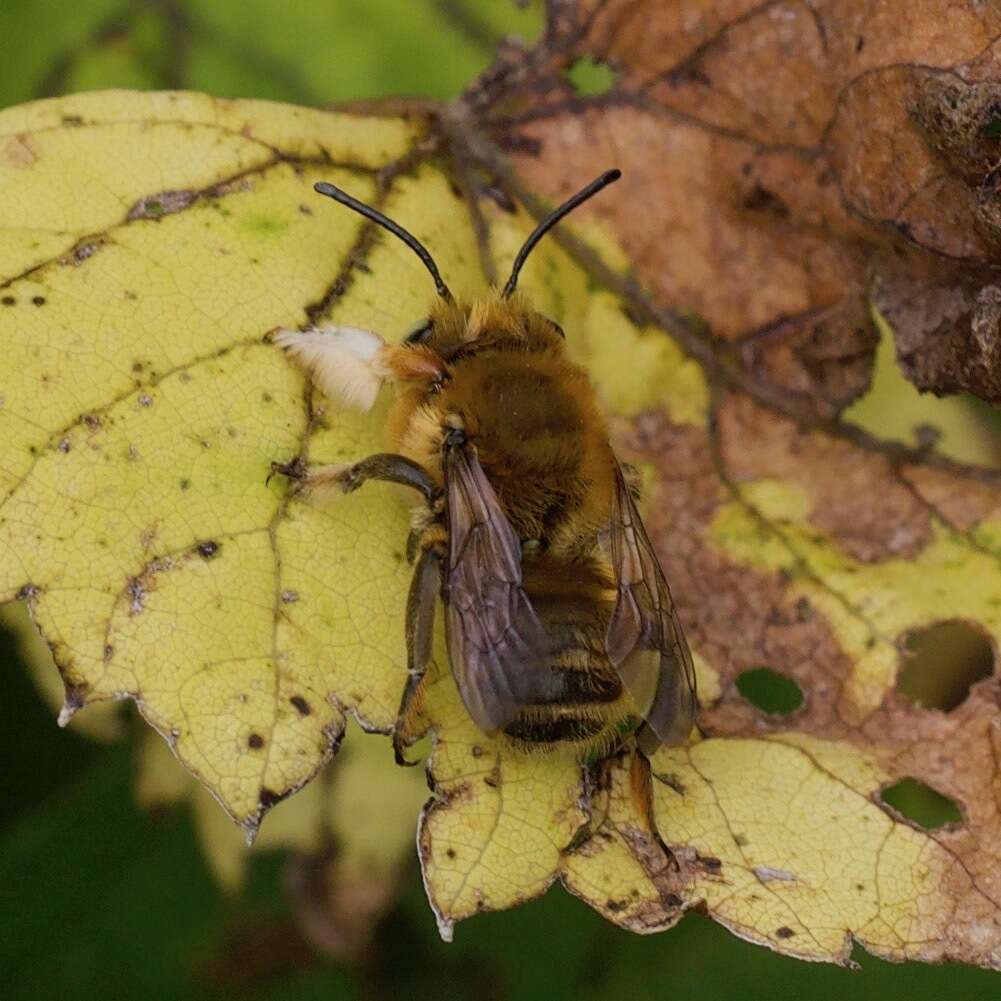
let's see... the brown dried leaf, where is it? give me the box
[478,0,1001,406]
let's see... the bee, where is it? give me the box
[273,169,696,767]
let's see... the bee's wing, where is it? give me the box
[443,441,553,732]
[605,463,697,750]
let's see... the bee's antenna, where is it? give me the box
[314,181,453,301]
[502,169,621,299]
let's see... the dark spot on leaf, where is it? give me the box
[138,394,153,407]
[16,583,39,601]
[776,926,796,939]
[61,114,84,126]
[197,540,220,559]
[61,681,88,715]
[104,644,114,661]
[879,778,963,829]
[261,392,273,403]
[741,183,788,216]
[57,439,70,453]
[258,787,289,809]
[606,898,624,912]
[698,855,723,874]
[179,478,190,490]
[290,695,311,716]
[736,667,804,715]
[281,590,299,604]
[256,784,292,808]
[248,733,265,749]
[484,774,499,788]
[913,422,941,449]
[471,745,483,758]
[898,620,994,711]
[662,893,682,907]
[446,848,456,859]
[1,295,15,306]
[31,295,46,306]
[82,414,102,431]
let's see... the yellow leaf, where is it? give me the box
[0,92,421,836]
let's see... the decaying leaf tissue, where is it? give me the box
[1,0,1001,975]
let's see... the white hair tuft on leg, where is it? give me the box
[274,326,387,411]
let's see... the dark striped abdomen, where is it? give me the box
[501,562,637,754]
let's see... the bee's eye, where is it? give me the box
[545,317,566,339]
[404,318,433,345]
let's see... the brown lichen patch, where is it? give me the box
[719,394,933,562]
[124,556,176,614]
[127,189,198,221]
[59,238,103,267]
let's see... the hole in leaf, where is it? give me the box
[897,620,994,711]
[880,778,962,829]
[564,58,617,96]
[982,115,1001,138]
[735,667,803,716]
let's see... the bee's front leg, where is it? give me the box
[394,535,445,765]
[270,452,442,509]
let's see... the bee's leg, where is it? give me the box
[270,453,441,507]
[630,747,679,871]
[393,537,444,765]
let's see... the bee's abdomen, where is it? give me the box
[525,646,622,705]
[500,588,632,751]
[503,713,610,746]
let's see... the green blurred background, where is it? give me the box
[1,2,999,999]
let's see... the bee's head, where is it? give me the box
[398,294,567,365]
[312,169,620,358]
